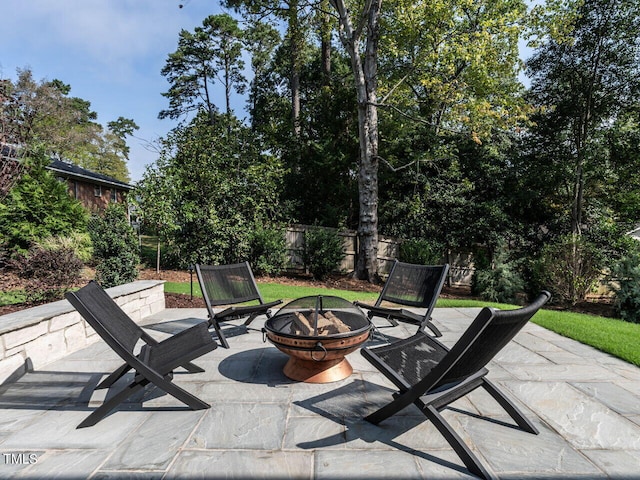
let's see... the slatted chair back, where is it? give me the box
[413,291,551,391]
[66,281,143,356]
[377,261,449,309]
[196,262,264,307]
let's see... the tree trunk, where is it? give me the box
[289,0,302,137]
[331,0,382,282]
[320,0,331,85]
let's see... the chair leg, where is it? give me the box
[482,379,539,434]
[77,379,147,428]
[424,405,493,480]
[151,374,210,410]
[181,362,205,373]
[243,312,260,326]
[423,320,442,337]
[364,391,414,425]
[387,317,399,327]
[209,319,230,349]
[96,363,131,389]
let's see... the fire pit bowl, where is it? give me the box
[263,295,371,383]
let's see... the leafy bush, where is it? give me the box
[399,238,444,265]
[36,233,93,263]
[249,226,288,276]
[13,245,83,303]
[303,227,345,280]
[89,204,139,288]
[473,245,525,304]
[611,250,640,323]
[0,150,88,255]
[533,235,603,306]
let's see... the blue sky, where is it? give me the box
[1,0,238,183]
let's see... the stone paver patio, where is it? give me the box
[1,306,640,479]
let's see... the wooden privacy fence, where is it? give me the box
[285,225,476,285]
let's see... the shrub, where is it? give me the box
[36,232,93,264]
[473,245,525,304]
[249,226,288,276]
[399,238,444,265]
[533,235,602,306]
[0,150,87,255]
[14,245,83,303]
[89,204,139,288]
[611,250,640,323]
[303,227,345,280]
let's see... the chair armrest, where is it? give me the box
[214,299,282,320]
[146,322,216,373]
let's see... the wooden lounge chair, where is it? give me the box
[361,291,551,479]
[66,281,217,428]
[195,262,282,348]
[354,261,449,337]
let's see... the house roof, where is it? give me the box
[47,159,132,191]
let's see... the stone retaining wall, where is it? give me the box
[0,280,165,385]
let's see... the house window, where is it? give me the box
[111,189,117,202]
[94,185,102,197]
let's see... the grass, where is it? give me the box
[0,290,27,307]
[165,280,640,367]
[164,281,380,304]
[532,309,640,367]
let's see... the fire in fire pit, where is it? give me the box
[263,296,372,383]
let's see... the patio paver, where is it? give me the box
[1,306,639,479]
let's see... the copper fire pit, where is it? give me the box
[263,295,371,383]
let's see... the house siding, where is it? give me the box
[64,179,127,213]
[48,160,132,214]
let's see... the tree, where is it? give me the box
[329,0,383,282]
[526,0,640,237]
[160,14,247,123]
[1,68,133,182]
[243,19,281,126]
[81,117,138,183]
[225,0,311,136]
[137,111,285,268]
[0,147,88,254]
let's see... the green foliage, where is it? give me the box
[35,232,93,264]
[249,225,288,276]
[525,0,640,237]
[3,68,132,182]
[611,250,640,323]
[473,244,526,304]
[303,227,345,280]
[13,245,83,303]
[399,238,444,265]
[533,235,603,306]
[160,14,246,121]
[0,149,88,255]
[136,111,285,269]
[89,204,139,288]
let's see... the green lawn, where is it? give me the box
[165,280,640,367]
[164,281,380,304]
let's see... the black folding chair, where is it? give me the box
[354,261,449,337]
[361,291,551,479]
[195,262,282,348]
[66,281,217,428]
